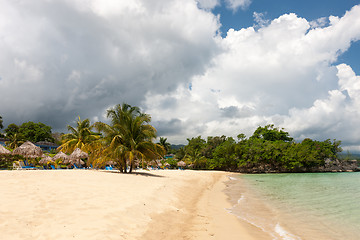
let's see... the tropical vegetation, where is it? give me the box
[57,116,100,154]
[94,103,164,173]
[0,106,355,173]
[174,125,344,172]
[4,122,54,143]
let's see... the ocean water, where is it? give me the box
[225,172,360,240]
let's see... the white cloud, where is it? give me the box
[282,64,360,148]
[196,0,220,9]
[1,1,360,152]
[225,0,252,12]
[253,12,270,28]
[0,0,220,129]
[309,17,328,28]
[145,5,360,149]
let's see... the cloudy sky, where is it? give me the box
[1,0,360,151]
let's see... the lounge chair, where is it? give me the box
[19,161,37,170]
[73,164,85,169]
[13,162,20,170]
[50,165,56,170]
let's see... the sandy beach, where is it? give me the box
[0,169,270,240]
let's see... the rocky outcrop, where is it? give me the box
[313,159,359,173]
[237,159,360,173]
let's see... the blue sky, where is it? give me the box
[0,0,360,151]
[214,0,359,30]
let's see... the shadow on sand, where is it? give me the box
[101,170,165,178]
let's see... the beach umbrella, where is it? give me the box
[177,161,186,167]
[53,151,70,164]
[0,145,11,155]
[69,148,88,166]
[12,141,43,159]
[39,156,54,165]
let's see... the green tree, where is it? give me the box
[4,123,20,137]
[203,135,226,159]
[159,137,171,154]
[19,122,55,143]
[183,136,207,169]
[95,103,164,173]
[251,124,293,142]
[208,137,237,170]
[4,122,54,143]
[58,116,100,154]
[0,115,3,129]
[5,133,25,149]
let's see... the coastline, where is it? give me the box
[141,171,271,240]
[0,169,268,239]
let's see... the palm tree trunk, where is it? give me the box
[129,162,133,173]
[123,159,127,173]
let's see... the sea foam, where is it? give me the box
[274,223,301,240]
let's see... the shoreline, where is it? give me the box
[0,169,270,239]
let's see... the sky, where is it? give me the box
[1,0,360,152]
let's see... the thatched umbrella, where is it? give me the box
[53,151,70,164]
[12,141,43,159]
[39,156,54,165]
[177,160,186,167]
[69,148,88,166]
[0,145,11,155]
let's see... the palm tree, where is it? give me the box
[159,137,171,154]
[5,133,24,149]
[95,103,164,173]
[58,116,100,154]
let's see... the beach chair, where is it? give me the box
[13,162,21,170]
[50,165,56,170]
[73,164,85,169]
[19,161,37,170]
[105,166,113,170]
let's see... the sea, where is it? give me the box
[225,172,360,240]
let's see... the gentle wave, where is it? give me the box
[274,224,301,240]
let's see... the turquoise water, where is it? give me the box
[227,172,360,240]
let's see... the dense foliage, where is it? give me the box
[0,154,24,169]
[4,122,55,143]
[0,110,347,173]
[58,116,100,154]
[93,103,164,173]
[175,125,343,172]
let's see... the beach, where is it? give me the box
[0,169,269,240]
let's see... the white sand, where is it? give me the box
[0,169,270,239]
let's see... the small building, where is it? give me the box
[35,141,59,152]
